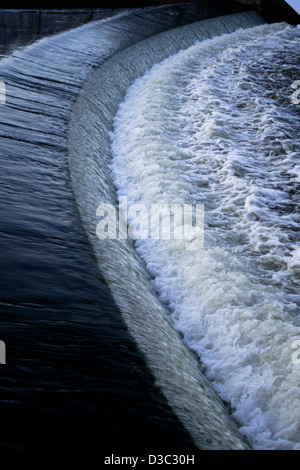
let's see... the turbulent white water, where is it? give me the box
[110,23,300,450]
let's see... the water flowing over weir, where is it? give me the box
[68,11,267,450]
[0,4,265,449]
[108,23,300,449]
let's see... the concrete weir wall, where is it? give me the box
[69,10,265,450]
[0,2,257,56]
[0,9,129,55]
[236,0,300,23]
[1,0,298,57]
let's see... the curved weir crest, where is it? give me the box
[68,12,267,450]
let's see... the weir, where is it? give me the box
[68,11,266,449]
[0,3,268,450]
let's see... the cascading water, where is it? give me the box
[109,23,300,450]
[68,12,271,450]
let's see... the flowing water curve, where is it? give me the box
[68,12,268,450]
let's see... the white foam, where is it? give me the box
[110,23,300,449]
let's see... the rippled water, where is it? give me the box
[110,23,300,449]
[1,8,221,450]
